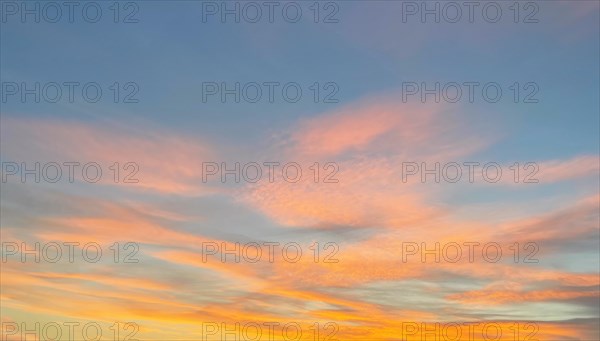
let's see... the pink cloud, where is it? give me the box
[0,117,216,195]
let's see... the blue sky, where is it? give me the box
[1,1,599,340]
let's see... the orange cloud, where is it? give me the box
[0,117,216,195]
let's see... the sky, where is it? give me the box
[1,1,599,340]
